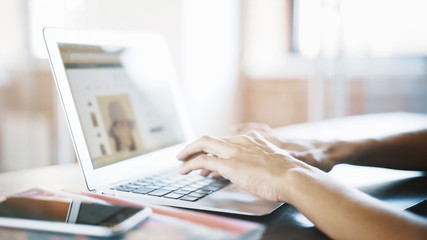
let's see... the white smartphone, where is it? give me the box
[0,196,152,237]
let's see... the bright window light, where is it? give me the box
[297,0,321,59]
[296,0,427,58]
[28,0,65,59]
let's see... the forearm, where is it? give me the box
[284,166,427,239]
[336,129,427,171]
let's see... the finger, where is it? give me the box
[200,169,211,177]
[179,154,229,178]
[212,172,222,178]
[291,151,317,167]
[289,152,300,159]
[178,152,205,164]
[177,136,235,161]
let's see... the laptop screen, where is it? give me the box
[57,43,185,169]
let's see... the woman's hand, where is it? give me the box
[233,122,359,171]
[179,125,427,240]
[177,132,310,202]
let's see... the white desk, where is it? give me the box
[1,112,426,240]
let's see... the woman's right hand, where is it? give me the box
[177,132,311,202]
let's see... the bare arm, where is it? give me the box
[177,133,427,239]
[234,122,427,171]
[342,129,427,171]
[286,166,427,239]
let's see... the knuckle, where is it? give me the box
[241,134,253,142]
[247,130,257,136]
[306,152,315,160]
[198,154,209,161]
[248,130,262,139]
[186,159,200,170]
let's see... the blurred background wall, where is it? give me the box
[0,0,426,172]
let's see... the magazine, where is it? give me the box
[0,187,265,239]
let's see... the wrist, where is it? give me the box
[325,139,376,166]
[280,162,321,204]
[345,138,379,165]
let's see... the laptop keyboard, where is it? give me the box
[110,171,230,202]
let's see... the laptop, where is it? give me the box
[43,27,282,216]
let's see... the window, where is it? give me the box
[28,0,87,59]
[28,0,65,59]
[294,0,427,58]
[241,0,427,126]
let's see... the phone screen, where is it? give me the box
[0,197,146,228]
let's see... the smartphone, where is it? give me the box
[0,196,151,237]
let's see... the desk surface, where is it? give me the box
[1,162,426,239]
[1,112,427,239]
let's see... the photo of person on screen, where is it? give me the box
[108,100,136,152]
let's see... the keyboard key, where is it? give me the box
[161,186,181,191]
[132,187,155,194]
[112,186,134,192]
[153,181,169,186]
[172,189,192,195]
[126,182,144,187]
[200,179,216,184]
[148,189,172,197]
[180,195,200,202]
[181,186,199,191]
[201,186,222,192]
[159,179,176,184]
[121,183,138,187]
[164,193,185,199]
[137,179,155,184]
[194,189,212,194]
[187,192,207,198]
[188,183,208,188]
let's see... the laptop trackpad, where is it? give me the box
[198,184,282,215]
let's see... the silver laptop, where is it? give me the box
[43,27,282,216]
